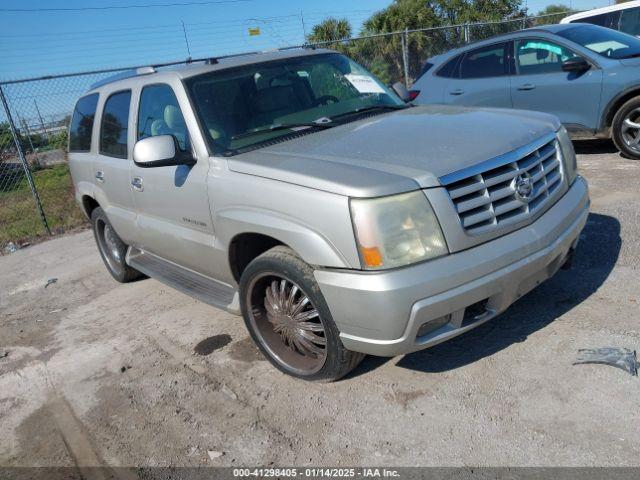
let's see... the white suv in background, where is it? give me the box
[561,1,640,37]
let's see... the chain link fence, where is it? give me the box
[0,11,569,252]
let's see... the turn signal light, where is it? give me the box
[361,246,383,268]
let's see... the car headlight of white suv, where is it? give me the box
[557,126,578,186]
[350,191,448,270]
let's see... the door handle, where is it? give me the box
[95,170,105,183]
[517,84,536,91]
[449,89,465,96]
[131,176,144,192]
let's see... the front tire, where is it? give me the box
[239,246,365,382]
[91,207,143,283]
[612,96,640,160]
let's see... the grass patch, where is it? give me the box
[0,164,86,249]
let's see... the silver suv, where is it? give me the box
[68,49,589,381]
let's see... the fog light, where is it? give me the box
[417,315,450,338]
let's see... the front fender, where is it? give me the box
[216,207,356,269]
[600,83,640,131]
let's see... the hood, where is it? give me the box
[620,57,640,67]
[227,105,560,198]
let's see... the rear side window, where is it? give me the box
[437,55,462,78]
[459,43,508,79]
[419,62,434,77]
[100,90,131,158]
[69,93,99,152]
[572,11,620,29]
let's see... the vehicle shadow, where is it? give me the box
[351,213,620,377]
[573,138,618,155]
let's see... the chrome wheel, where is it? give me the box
[95,219,123,274]
[621,108,640,154]
[246,273,327,375]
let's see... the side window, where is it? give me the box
[138,84,189,151]
[459,43,508,79]
[576,11,620,29]
[620,7,640,37]
[437,55,462,78]
[69,93,99,152]
[100,90,131,158]
[419,62,434,77]
[575,13,607,27]
[515,39,579,75]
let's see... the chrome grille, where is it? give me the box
[443,135,563,235]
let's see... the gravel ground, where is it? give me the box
[0,140,639,470]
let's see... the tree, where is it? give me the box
[0,122,13,149]
[356,0,443,84]
[432,0,524,25]
[308,0,526,84]
[537,4,571,16]
[358,0,524,83]
[307,17,352,44]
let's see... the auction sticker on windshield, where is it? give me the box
[345,74,386,94]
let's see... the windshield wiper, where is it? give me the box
[231,118,333,141]
[621,52,640,59]
[328,104,409,121]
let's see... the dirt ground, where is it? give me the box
[1,140,639,470]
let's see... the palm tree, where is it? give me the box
[307,17,352,44]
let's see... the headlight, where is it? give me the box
[557,126,577,185]
[350,191,448,270]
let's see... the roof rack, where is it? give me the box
[88,45,322,90]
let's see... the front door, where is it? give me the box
[129,83,215,276]
[444,41,513,108]
[511,38,604,131]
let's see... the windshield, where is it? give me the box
[184,53,405,154]
[556,24,640,59]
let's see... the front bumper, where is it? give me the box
[314,176,589,357]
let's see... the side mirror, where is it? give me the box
[133,135,196,168]
[391,81,412,102]
[562,57,591,73]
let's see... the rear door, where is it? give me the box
[129,82,216,275]
[511,37,603,131]
[443,42,513,108]
[93,89,139,245]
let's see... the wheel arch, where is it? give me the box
[602,86,640,131]
[220,208,355,283]
[81,195,100,219]
[228,232,285,283]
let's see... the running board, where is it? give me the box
[126,247,240,315]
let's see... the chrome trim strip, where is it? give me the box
[439,131,558,186]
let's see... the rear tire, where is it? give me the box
[239,245,365,382]
[612,96,640,160]
[91,207,143,283]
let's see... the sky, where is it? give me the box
[0,0,612,126]
[0,0,613,81]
